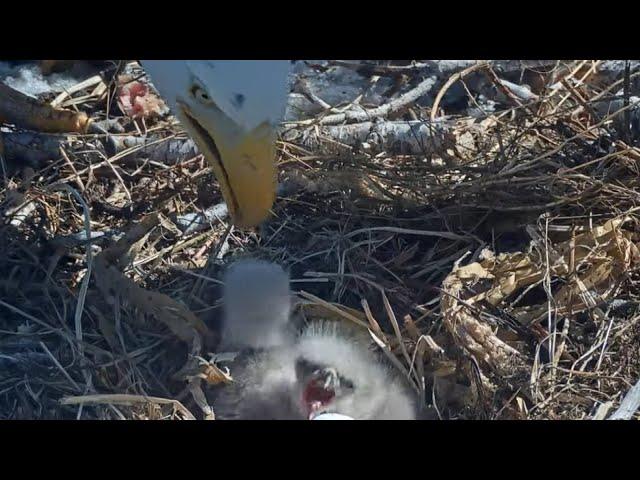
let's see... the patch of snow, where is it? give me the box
[0,61,88,98]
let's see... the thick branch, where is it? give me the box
[0,82,91,133]
[2,131,199,166]
[282,119,453,155]
[289,76,438,126]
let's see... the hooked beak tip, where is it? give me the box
[178,105,278,229]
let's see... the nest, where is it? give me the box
[1,60,639,419]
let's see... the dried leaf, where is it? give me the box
[440,217,640,399]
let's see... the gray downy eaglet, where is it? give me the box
[213,259,417,420]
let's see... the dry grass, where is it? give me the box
[1,60,639,419]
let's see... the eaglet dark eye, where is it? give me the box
[297,358,311,371]
[341,377,355,390]
[297,357,320,374]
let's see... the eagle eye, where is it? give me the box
[190,85,212,104]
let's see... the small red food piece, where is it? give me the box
[117,80,166,120]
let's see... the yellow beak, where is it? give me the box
[178,104,278,229]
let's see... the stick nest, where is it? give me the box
[1,60,639,419]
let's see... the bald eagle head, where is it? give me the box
[141,60,290,228]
